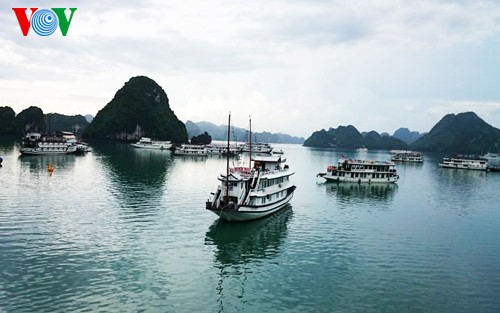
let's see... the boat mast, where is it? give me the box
[249,116,252,169]
[225,112,231,206]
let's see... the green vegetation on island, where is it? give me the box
[191,132,212,145]
[15,106,46,135]
[304,112,500,154]
[45,113,89,137]
[0,106,16,134]
[1,106,93,137]
[303,125,407,150]
[83,76,188,143]
[410,112,500,154]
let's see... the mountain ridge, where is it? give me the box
[187,120,304,144]
[410,112,500,153]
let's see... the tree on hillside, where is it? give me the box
[191,132,212,145]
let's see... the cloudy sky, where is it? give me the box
[1,0,500,137]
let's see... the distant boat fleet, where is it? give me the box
[129,136,283,157]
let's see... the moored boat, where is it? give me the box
[206,115,296,222]
[56,132,91,154]
[481,153,500,172]
[241,142,273,154]
[390,150,423,163]
[438,157,488,171]
[20,133,77,155]
[317,157,399,183]
[205,143,241,156]
[131,137,172,150]
[173,144,208,156]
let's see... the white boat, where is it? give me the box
[173,144,208,156]
[389,149,407,155]
[481,152,500,162]
[481,153,500,171]
[131,137,172,150]
[75,142,92,153]
[206,115,296,222]
[241,142,273,154]
[357,146,368,152]
[317,157,399,183]
[56,131,91,153]
[20,133,77,155]
[205,143,241,156]
[390,151,423,163]
[438,157,488,171]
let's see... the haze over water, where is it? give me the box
[1,139,499,312]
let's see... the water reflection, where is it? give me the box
[0,135,17,154]
[18,154,77,173]
[430,166,490,213]
[91,141,172,215]
[323,182,398,205]
[205,206,292,265]
[205,207,292,312]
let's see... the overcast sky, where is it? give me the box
[1,0,500,137]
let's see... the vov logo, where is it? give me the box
[12,8,77,36]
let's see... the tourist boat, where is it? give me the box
[240,142,273,154]
[205,143,241,156]
[357,146,368,152]
[390,150,424,163]
[131,137,172,150]
[20,132,77,155]
[389,149,408,155]
[273,149,284,155]
[481,153,500,172]
[206,115,296,222]
[438,157,488,171]
[317,157,399,183]
[57,131,91,153]
[481,152,500,163]
[173,144,208,156]
[75,141,92,153]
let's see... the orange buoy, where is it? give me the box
[48,162,54,174]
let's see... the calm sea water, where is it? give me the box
[1,138,499,313]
